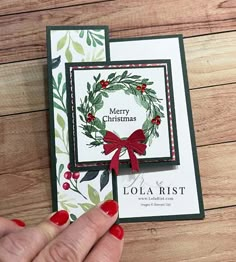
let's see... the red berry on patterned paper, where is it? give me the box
[142,83,147,89]
[136,85,141,91]
[104,81,109,87]
[64,171,72,180]
[67,163,71,170]
[62,182,70,190]
[72,172,80,180]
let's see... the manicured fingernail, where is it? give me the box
[100,200,118,217]
[109,224,124,240]
[50,210,69,226]
[11,219,26,227]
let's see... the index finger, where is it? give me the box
[35,200,119,262]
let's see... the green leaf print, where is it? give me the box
[104,191,113,201]
[57,33,67,51]
[88,184,100,205]
[78,203,95,212]
[72,40,85,55]
[57,114,65,130]
[65,47,73,62]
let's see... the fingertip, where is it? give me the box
[99,200,119,217]
[11,219,26,227]
[109,224,124,240]
[49,210,70,226]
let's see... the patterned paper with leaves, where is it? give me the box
[49,28,112,220]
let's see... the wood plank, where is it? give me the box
[0,111,50,174]
[185,32,236,88]
[0,168,51,225]
[192,83,236,146]
[0,110,235,210]
[198,142,236,209]
[0,59,47,116]
[0,0,109,16]
[121,207,236,262]
[1,0,236,63]
[1,31,236,116]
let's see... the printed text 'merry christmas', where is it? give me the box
[109,108,130,116]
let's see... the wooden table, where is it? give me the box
[0,1,236,261]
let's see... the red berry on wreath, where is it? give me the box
[151,115,161,125]
[64,171,72,180]
[136,83,146,93]
[87,113,95,122]
[72,172,80,180]
[62,182,70,190]
[141,83,147,93]
[151,118,156,124]
[100,80,109,89]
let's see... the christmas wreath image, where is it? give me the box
[77,70,165,146]
[76,70,165,173]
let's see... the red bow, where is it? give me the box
[103,129,147,175]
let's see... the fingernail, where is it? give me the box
[109,224,124,240]
[11,219,26,227]
[100,200,118,217]
[50,210,69,226]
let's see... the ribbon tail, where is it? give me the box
[127,147,140,172]
[109,147,121,175]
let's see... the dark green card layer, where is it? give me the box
[66,60,179,172]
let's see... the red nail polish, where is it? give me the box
[109,224,124,240]
[100,200,118,217]
[50,210,69,226]
[11,219,26,227]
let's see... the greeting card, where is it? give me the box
[66,61,179,174]
[47,27,204,222]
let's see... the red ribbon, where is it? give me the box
[103,129,147,175]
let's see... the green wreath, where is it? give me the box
[77,70,165,148]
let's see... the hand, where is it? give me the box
[0,200,124,261]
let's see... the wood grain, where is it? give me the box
[0,59,47,116]
[192,83,236,146]
[198,142,236,209]
[0,0,110,16]
[121,207,236,262]
[0,168,51,225]
[185,32,236,88]
[0,110,235,211]
[1,31,236,116]
[1,0,236,63]
[0,111,50,175]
